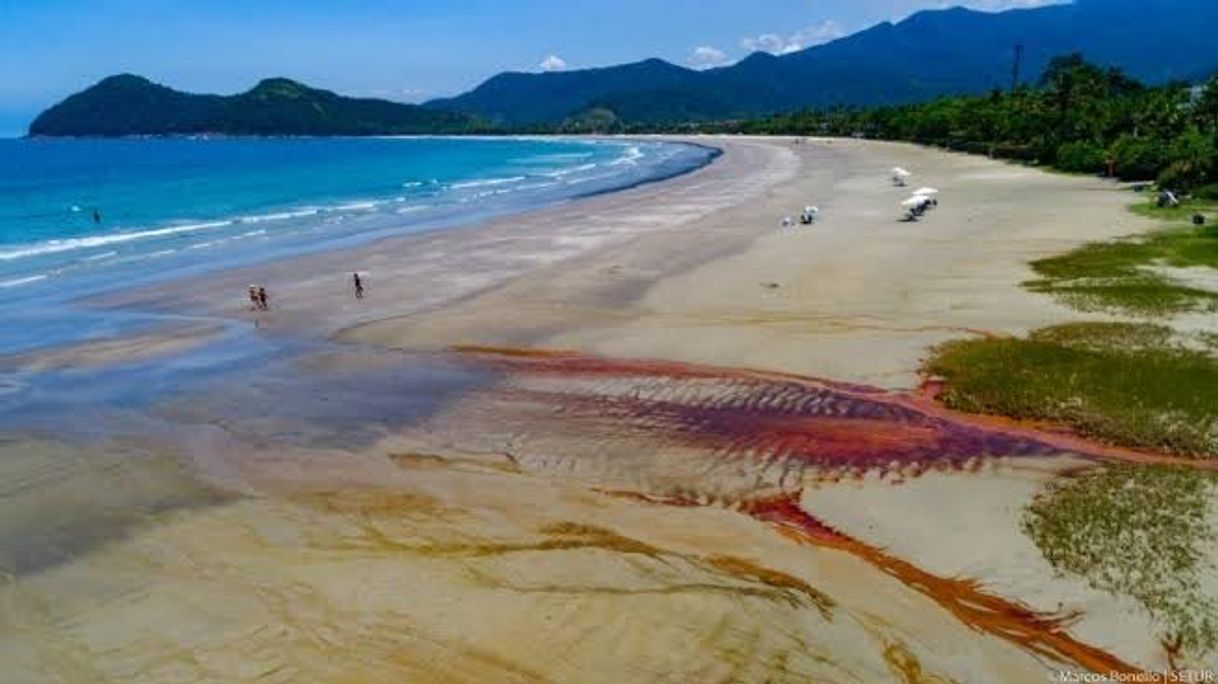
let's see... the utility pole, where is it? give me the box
[1011,43,1025,92]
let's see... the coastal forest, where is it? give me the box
[707,55,1218,194]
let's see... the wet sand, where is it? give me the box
[3,137,1214,682]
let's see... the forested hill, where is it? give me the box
[430,0,1218,126]
[28,75,482,137]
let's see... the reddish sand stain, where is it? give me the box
[458,345,1216,471]
[745,495,1138,676]
[447,346,1191,674]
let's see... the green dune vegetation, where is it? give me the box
[924,187,1218,458]
[1027,205,1218,316]
[1023,464,1218,656]
[927,323,1218,457]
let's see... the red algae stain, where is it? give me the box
[445,346,1177,674]
[602,489,1139,676]
[743,495,1140,676]
[456,345,1218,471]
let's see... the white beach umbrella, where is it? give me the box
[891,167,912,178]
[912,187,938,196]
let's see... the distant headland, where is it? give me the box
[28,74,483,137]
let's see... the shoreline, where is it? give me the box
[339,136,1152,387]
[87,136,789,347]
[0,136,717,356]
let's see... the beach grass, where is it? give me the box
[925,323,1218,457]
[1023,200,1218,316]
[1023,464,1218,656]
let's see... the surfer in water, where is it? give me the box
[91,208,102,224]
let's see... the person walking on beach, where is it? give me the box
[248,285,261,311]
[257,286,269,311]
[353,272,365,299]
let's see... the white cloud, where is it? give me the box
[539,54,567,72]
[740,20,845,56]
[687,45,730,70]
[739,2,1063,58]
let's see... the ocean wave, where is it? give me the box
[511,182,561,192]
[542,163,598,179]
[564,173,622,186]
[0,219,233,262]
[519,152,595,164]
[332,201,380,212]
[450,175,526,190]
[0,200,368,264]
[0,274,48,288]
[609,145,645,166]
[83,251,118,261]
[240,208,319,223]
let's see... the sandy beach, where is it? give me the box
[3,136,1214,682]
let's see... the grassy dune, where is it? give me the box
[1023,464,1218,655]
[927,323,1218,456]
[1026,201,1218,316]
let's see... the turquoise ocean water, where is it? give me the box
[0,137,714,354]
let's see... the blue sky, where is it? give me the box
[0,0,1059,136]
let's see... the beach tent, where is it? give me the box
[912,188,939,209]
[901,195,932,221]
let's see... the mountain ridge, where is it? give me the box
[429,0,1218,125]
[29,0,1218,135]
[29,74,481,137]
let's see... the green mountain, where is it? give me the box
[430,0,1218,125]
[29,74,481,137]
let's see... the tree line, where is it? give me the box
[685,55,1218,196]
